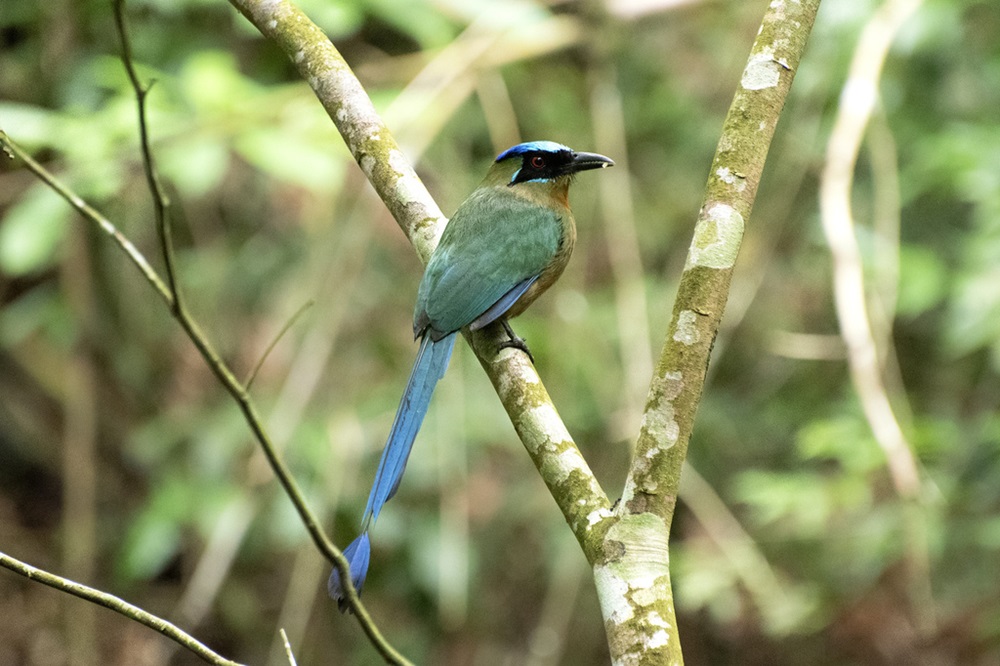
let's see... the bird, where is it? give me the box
[328,140,614,610]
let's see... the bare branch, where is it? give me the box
[0,550,244,666]
[0,123,409,666]
[818,0,922,500]
[2,5,410,657]
[818,0,931,633]
[112,0,180,310]
[116,3,413,656]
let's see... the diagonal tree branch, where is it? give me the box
[0,127,412,666]
[227,0,614,564]
[228,0,444,263]
[625,0,821,532]
[106,4,410,657]
[0,550,244,666]
[591,2,822,663]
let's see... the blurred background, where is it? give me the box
[1,0,999,664]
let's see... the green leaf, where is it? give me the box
[897,244,947,316]
[0,184,71,276]
[159,136,231,198]
[797,415,884,474]
[235,128,345,191]
[119,513,181,581]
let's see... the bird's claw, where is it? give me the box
[499,320,534,363]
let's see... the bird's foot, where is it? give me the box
[498,320,534,363]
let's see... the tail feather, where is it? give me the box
[328,532,371,613]
[362,332,456,526]
[329,331,456,608]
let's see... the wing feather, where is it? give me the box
[415,189,561,334]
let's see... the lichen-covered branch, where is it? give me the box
[626,0,821,521]
[468,329,614,562]
[595,2,822,663]
[228,0,444,262]
[227,0,611,555]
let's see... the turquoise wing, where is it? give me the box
[415,189,562,336]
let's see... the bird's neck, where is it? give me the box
[491,177,572,211]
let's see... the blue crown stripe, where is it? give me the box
[495,141,572,162]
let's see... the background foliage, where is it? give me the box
[2,0,999,664]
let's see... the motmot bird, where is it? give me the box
[328,141,614,610]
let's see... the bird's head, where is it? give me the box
[489,141,614,190]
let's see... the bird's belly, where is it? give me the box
[504,224,575,320]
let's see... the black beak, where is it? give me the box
[565,151,615,174]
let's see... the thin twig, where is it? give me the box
[246,299,315,389]
[0,131,171,302]
[113,0,180,309]
[2,28,409,666]
[0,551,244,666]
[109,3,407,657]
[279,628,298,666]
[0,127,401,665]
[0,124,409,664]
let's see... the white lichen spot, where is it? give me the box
[648,611,670,629]
[586,507,612,528]
[497,367,539,403]
[715,166,747,192]
[652,370,684,402]
[388,149,423,207]
[359,154,377,179]
[640,410,679,451]
[638,474,659,493]
[519,403,571,454]
[673,310,700,346]
[294,50,305,63]
[640,370,683,450]
[267,19,277,30]
[686,203,744,269]
[741,52,782,90]
[632,585,661,607]
[594,565,634,624]
[648,629,670,649]
[552,447,587,483]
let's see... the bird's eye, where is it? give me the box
[530,156,546,169]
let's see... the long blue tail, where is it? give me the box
[329,331,456,610]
